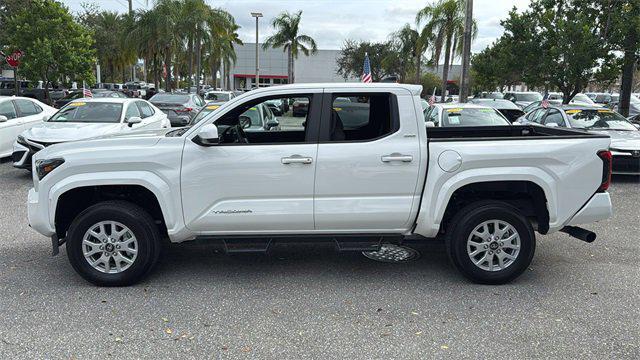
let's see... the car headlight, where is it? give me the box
[35,158,65,180]
[17,135,28,146]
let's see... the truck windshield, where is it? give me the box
[49,102,122,123]
[566,109,637,131]
[442,108,510,127]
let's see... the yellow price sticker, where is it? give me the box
[249,107,257,111]
[565,109,582,114]
[206,105,220,110]
[597,109,612,113]
[69,102,86,106]
[333,107,342,111]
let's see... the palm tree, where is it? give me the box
[263,11,317,84]
[417,0,476,101]
[204,9,242,90]
[388,24,431,84]
[178,0,209,92]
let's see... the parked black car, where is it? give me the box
[149,92,205,126]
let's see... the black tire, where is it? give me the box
[445,201,535,285]
[66,201,161,286]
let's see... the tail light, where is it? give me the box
[597,150,612,191]
[177,107,193,113]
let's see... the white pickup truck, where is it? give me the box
[27,83,613,286]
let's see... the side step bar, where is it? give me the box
[194,234,403,253]
[560,226,596,243]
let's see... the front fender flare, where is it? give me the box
[48,171,182,236]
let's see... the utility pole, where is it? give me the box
[251,12,263,90]
[459,0,473,103]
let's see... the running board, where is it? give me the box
[194,234,403,253]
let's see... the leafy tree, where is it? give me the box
[204,8,242,90]
[585,0,640,116]
[77,5,135,83]
[4,0,95,102]
[384,24,429,84]
[471,37,522,91]
[263,11,317,84]
[417,0,476,101]
[420,72,443,97]
[336,40,394,81]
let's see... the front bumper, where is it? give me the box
[28,188,55,237]
[566,192,613,226]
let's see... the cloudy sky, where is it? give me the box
[63,0,531,55]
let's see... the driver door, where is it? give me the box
[180,90,322,233]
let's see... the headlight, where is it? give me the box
[35,158,65,180]
[17,135,28,146]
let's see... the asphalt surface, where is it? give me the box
[0,160,638,359]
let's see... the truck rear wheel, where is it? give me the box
[445,201,535,284]
[65,201,161,286]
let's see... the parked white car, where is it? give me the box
[424,103,511,127]
[0,96,57,159]
[27,83,613,286]
[12,98,169,170]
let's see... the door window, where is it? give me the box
[124,102,141,120]
[0,100,17,119]
[137,101,155,118]
[214,95,314,144]
[323,93,398,142]
[543,110,566,127]
[14,99,42,116]
[526,108,546,123]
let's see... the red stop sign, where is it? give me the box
[6,50,24,67]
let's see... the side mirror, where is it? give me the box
[425,121,436,128]
[193,124,219,146]
[0,115,7,123]
[127,116,142,127]
[239,115,252,129]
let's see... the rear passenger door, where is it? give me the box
[313,89,421,232]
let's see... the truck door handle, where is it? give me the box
[281,155,313,164]
[381,153,413,163]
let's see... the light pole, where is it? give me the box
[251,12,263,90]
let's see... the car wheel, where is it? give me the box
[66,200,161,286]
[445,201,535,284]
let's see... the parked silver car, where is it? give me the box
[517,104,640,175]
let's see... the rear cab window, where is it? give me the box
[322,93,398,142]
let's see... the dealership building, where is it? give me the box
[228,43,358,89]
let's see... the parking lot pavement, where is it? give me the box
[0,159,638,359]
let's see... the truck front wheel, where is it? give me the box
[445,201,535,284]
[65,201,161,286]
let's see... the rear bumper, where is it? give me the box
[566,192,613,226]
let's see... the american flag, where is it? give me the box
[361,52,372,83]
[83,87,93,98]
[541,92,549,109]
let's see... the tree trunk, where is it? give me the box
[618,29,637,117]
[164,47,172,92]
[187,35,193,93]
[441,35,452,101]
[415,54,421,84]
[44,79,51,105]
[195,36,201,95]
[288,47,293,84]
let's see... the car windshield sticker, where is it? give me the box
[447,108,463,113]
[206,105,219,110]
[598,109,612,113]
[566,109,581,114]
[69,102,86,106]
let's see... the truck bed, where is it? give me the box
[426,125,610,141]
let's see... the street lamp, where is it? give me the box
[251,12,263,89]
